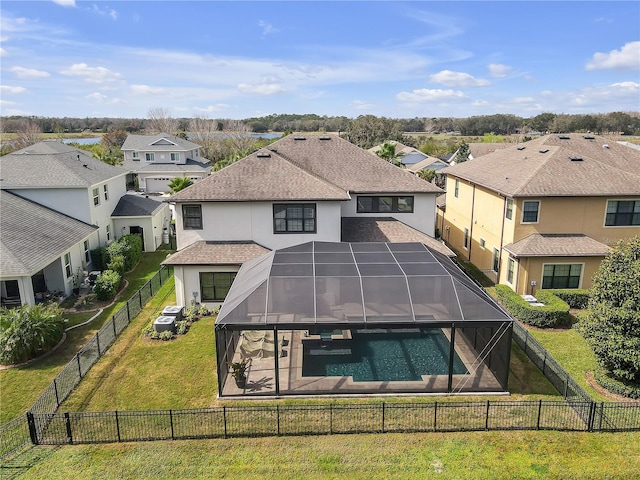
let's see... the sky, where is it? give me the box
[1,1,639,120]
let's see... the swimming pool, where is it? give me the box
[302,328,468,382]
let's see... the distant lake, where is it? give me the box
[63,133,281,145]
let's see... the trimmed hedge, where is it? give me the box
[90,246,109,271]
[494,284,570,328]
[542,289,590,309]
[93,270,122,301]
[594,366,640,399]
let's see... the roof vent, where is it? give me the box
[583,135,595,140]
[570,156,583,162]
[517,146,525,150]
[539,149,549,153]
[256,152,271,158]
[319,136,331,140]
[603,144,609,149]
[293,136,306,141]
[558,135,570,140]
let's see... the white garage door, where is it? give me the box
[145,177,171,193]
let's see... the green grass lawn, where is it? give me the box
[526,323,607,402]
[5,431,640,479]
[0,251,171,424]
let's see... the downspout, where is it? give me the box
[497,196,507,283]
[468,184,476,262]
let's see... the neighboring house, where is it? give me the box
[111,194,172,252]
[448,142,511,165]
[441,134,640,294]
[0,141,128,249]
[165,134,449,307]
[0,190,98,306]
[368,141,430,167]
[121,133,211,193]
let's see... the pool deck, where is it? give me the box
[222,328,504,397]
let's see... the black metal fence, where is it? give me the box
[22,400,639,447]
[0,266,172,459]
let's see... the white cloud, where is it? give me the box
[194,104,230,113]
[513,97,535,104]
[396,88,467,102]
[130,84,168,95]
[586,41,640,70]
[59,63,121,83]
[472,100,490,107]
[0,99,17,106]
[352,100,375,110]
[10,66,50,78]
[89,4,118,20]
[0,47,6,57]
[611,81,639,92]
[52,0,76,7]
[258,20,278,36]
[0,85,27,94]
[86,92,123,104]
[430,70,490,87]
[237,83,286,95]
[488,63,512,78]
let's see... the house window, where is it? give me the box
[356,196,414,213]
[106,225,111,242]
[605,200,640,226]
[522,200,540,223]
[183,205,203,230]
[454,179,460,198]
[507,258,515,284]
[492,248,500,272]
[479,238,486,249]
[506,198,514,220]
[463,227,469,249]
[274,204,316,233]
[171,153,180,162]
[64,253,72,278]
[103,184,109,201]
[200,272,237,302]
[92,187,100,206]
[145,153,155,162]
[132,151,139,161]
[83,240,90,264]
[542,264,582,289]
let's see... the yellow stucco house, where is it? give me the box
[439,134,640,294]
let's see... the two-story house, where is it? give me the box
[441,134,640,294]
[164,134,450,307]
[0,141,128,305]
[121,133,211,193]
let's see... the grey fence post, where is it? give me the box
[26,412,39,445]
[485,400,490,430]
[330,404,333,434]
[112,318,117,337]
[53,378,60,406]
[276,405,280,436]
[223,406,227,438]
[76,354,82,378]
[96,332,101,356]
[126,301,131,322]
[537,400,543,430]
[169,410,174,440]
[381,402,385,433]
[433,401,438,431]
[115,411,121,442]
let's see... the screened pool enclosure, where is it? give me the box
[215,242,512,397]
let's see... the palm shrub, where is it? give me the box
[0,303,65,365]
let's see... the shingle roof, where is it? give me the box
[443,134,640,197]
[406,158,449,173]
[162,241,270,265]
[468,143,511,159]
[0,191,97,276]
[0,141,128,189]
[121,133,202,152]
[341,217,454,257]
[132,160,211,174]
[112,194,166,217]
[503,234,610,258]
[170,134,441,202]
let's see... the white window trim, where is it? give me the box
[132,151,139,159]
[521,200,540,224]
[106,224,112,242]
[603,198,640,228]
[479,237,486,249]
[506,257,515,285]
[454,179,460,198]
[505,198,514,221]
[540,262,585,289]
[92,187,100,206]
[145,153,155,162]
[171,153,180,162]
[64,252,72,279]
[103,184,109,201]
[492,247,500,273]
[463,227,469,250]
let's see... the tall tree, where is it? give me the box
[375,142,400,165]
[11,119,43,150]
[453,141,470,163]
[147,107,179,134]
[578,237,640,393]
[344,115,405,149]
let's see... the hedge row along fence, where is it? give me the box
[494,285,571,328]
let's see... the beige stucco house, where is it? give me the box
[440,134,640,294]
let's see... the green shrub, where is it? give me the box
[176,320,189,335]
[494,284,570,328]
[107,254,125,276]
[90,246,109,271]
[197,304,210,317]
[121,234,143,270]
[0,303,65,364]
[185,305,199,321]
[543,289,590,309]
[594,366,640,399]
[93,270,122,301]
[159,330,173,341]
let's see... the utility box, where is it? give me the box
[162,305,183,321]
[153,315,176,333]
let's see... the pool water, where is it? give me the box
[302,328,468,382]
